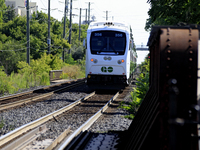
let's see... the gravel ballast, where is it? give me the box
[0,81,135,146]
[0,84,91,136]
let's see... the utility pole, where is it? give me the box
[68,0,72,53]
[88,2,90,25]
[48,0,51,54]
[26,0,30,64]
[86,2,93,25]
[103,10,110,20]
[106,10,108,20]
[79,8,81,41]
[85,9,87,24]
[62,0,68,62]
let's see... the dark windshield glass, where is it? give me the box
[90,31,126,55]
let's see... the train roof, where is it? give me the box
[87,21,130,33]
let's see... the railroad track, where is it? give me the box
[0,90,121,149]
[64,85,134,150]
[0,78,85,111]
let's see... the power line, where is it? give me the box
[2,40,30,46]
[0,48,27,51]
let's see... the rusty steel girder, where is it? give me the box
[158,27,199,150]
[122,25,200,150]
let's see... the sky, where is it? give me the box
[31,0,150,64]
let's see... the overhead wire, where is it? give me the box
[2,40,30,46]
[0,48,27,51]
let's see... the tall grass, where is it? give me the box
[61,64,85,79]
[0,70,50,96]
[0,53,85,96]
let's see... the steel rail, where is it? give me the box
[2,125,47,150]
[0,80,85,111]
[0,78,85,101]
[0,91,95,147]
[0,91,33,101]
[58,91,120,150]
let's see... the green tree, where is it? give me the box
[2,16,27,41]
[30,11,71,59]
[3,5,16,23]
[0,0,7,23]
[145,0,200,31]
[0,6,87,75]
[0,40,26,74]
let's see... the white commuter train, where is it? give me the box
[85,21,136,89]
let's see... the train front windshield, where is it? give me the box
[90,31,126,55]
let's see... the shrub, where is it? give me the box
[61,63,85,79]
[130,61,136,73]
[0,70,18,95]
[120,57,150,119]
[40,71,50,85]
[62,65,80,79]
[60,72,68,79]
[65,54,76,65]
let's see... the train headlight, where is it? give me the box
[91,58,98,63]
[117,59,125,64]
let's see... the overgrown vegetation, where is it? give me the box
[0,0,88,75]
[0,118,4,129]
[0,53,85,96]
[0,0,88,96]
[130,61,137,73]
[120,56,150,119]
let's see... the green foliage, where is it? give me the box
[0,2,88,95]
[61,64,85,79]
[40,71,50,85]
[60,72,68,79]
[64,54,76,65]
[0,118,4,129]
[62,65,79,79]
[135,73,149,100]
[120,57,150,119]
[0,69,18,95]
[0,6,87,75]
[146,0,200,31]
[72,45,85,60]
[0,53,65,95]
[17,53,62,87]
[0,0,7,23]
[3,5,15,23]
[139,56,150,73]
[130,61,136,73]
[0,40,26,74]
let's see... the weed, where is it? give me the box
[0,118,4,129]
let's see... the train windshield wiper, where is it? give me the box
[97,42,118,54]
[98,43,107,53]
[109,43,118,54]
